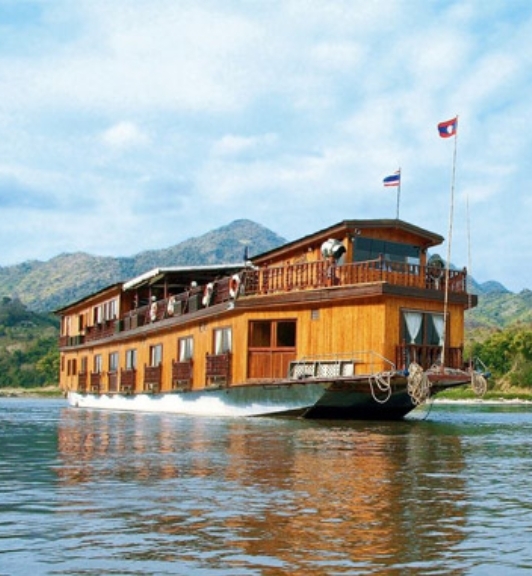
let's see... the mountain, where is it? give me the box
[0,218,526,330]
[0,219,286,313]
[467,288,532,332]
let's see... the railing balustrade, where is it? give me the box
[396,344,463,371]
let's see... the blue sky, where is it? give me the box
[0,0,531,292]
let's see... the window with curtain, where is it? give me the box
[126,349,137,370]
[109,352,118,372]
[150,344,163,366]
[402,311,446,346]
[214,328,232,354]
[179,337,194,361]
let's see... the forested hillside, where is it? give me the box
[0,297,59,389]
[0,219,285,312]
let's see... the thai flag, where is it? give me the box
[383,171,400,187]
[438,117,458,138]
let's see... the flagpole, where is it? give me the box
[441,116,458,369]
[396,167,401,219]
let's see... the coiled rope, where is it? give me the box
[369,371,393,404]
[471,372,488,396]
[407,362,431,405]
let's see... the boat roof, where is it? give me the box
[252,218,444,262]
[54,282,123,314]
[122,263,245,291]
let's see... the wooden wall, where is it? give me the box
[59,291,465,392]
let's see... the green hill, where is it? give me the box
[0,219,285,312]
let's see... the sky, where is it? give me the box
[0,0,531,292]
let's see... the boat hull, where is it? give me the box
[67,371,473,420]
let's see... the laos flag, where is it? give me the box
[438,117,458,138]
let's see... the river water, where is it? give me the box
[1,399,531,575]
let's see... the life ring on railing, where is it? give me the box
[166,296,176,316]
[229,274,241,299]
[428,254,445,280]
[149,299,158,322]
[202,282,214,307]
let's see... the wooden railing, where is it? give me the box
[59,259,468,347]
[120,368,136,393]
[108,371,118,393]
[205,353,231,387]
[144,364,162,392]
[89,371,102,393]
[395,344,464,371]
[243,259,467,296]
[77,372,88,392]
[172,360,193,390]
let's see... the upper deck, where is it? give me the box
[58,255,470,349]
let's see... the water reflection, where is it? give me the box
[55,408,471,574]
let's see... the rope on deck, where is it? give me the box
[407,362,431,405]
[369,371,393,404]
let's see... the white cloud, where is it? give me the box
[1,0,532,292]
[102,122,149,149]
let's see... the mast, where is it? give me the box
[440,116,458,368]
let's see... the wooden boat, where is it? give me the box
[56,218,487,420]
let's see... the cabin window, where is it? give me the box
[94,354,102,373]
[67,359,77,376]
[178,337,194,361]
[126,349,137,370]
[150,344,163,367]
[249,320,297,348]
[78,314,85,332]
[80,357,87,374]
[354,237,420,265]
[402,311,445,346]
[109,352,119,373]
[214,327,232,354]
[93,305,103,325]
[249,321,271,347]
[247,320,297,379]
[277,321,296,347]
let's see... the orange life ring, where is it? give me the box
[167,296,176,316]
[149,301,158,322]
[202,282,214,307]
[229,274,241,299]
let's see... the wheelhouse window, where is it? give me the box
[354,237,420,265]
[126,349,137,370]
[178,337,194,361]
[150,344,163,367]
[214,328,232,355]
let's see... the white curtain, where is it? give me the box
[215,330,223,354]
[226,329,232,353]
[404,312,423,344]
[432,314,445,345]
[179,338,193,361]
